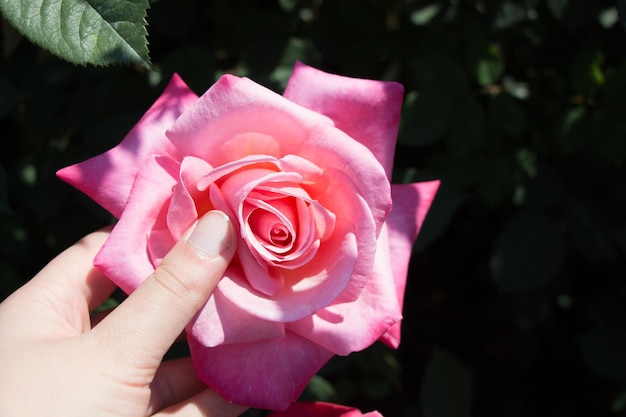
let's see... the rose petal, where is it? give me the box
[94,156,179,293]
[197,154,278,191]
[379,180,440,348]
[247,187,335,247]
[268,402,384,417]
[188,331,334,411]
[308,168,378,303]
[166,74,334,167]
[237,235,285,296]
[219,132,281,161]
[248,158,336,243]
[245,197,319,267]
[276,153,324,180]
[167,156,214,240]
[57,75,197,218]
[146,228,175,267]
[245,197,298,256]
[218,167,375,321]
[284,61,403,180]
[218,168,303,222]
[219,168,314,270]
[218,229,358,322]
[166,73,390,236]
[189,272,286,347]
[287,224,400,355]
[296,124,391,236]
[207,183,237,220]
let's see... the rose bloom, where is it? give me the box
[267,401,383,417]
[58,62,438,410]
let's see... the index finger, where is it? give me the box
[90,211,236,368]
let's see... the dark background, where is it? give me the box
[2,1,626,416]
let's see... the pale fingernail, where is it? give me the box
[186,210,234,257]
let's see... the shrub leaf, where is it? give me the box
[0,0,150,68]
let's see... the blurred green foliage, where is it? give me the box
[2,0,626,415]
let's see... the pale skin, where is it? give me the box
[0,210,248,417]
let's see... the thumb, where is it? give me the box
[92,210,236,367]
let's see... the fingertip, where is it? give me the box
[185,210,237,260]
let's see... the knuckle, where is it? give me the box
[151,263,195,299]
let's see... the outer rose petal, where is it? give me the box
[287,223,400,355]
[166,74,334,166]
[94,156,179,294]
[189,278,286,347]
[284,61,403,180]
[379,180,440,348]
[57,75,197,218]
[188,331,334,411]
[267,401,384,417]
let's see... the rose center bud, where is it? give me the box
[246,205,299,259]
[270,225,291,245]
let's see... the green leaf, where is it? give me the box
[590,107,626,166]
[557,106,587,154]
[489,93,526,137]
[424,152,488,188]
[515,148,538,178]
[413,55,470,97]
[0,0,150,68]
[579,326,626,380]
[398,90,454,147]
[269,37,321,89]
[466,40,504,87]
[547,0,598,30]
[92,296,120,314]
[420,347,472,417]
[413,184,466,251]
[476,154,517,207]
[492,1,526,30]
[598,7,619,28]
[491,211,566,292]
[410,3,442,26]
[603,62,626,105]
[0,165,10,215]
[159,45,216,93]
[0,77,20,118]
[445,98,486,153]
[564,200,618,261]
[547,0,569,20]
[522,165,566,208]
[570,51,604,94]
[620,0,626,26]
[302,375,337,402]
[611,390,626,413]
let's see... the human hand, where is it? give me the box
[0,210,247,417]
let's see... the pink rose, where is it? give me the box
[267,401,383,417]
[58,62,438,410]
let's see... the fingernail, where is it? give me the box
[186,210,234,257]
